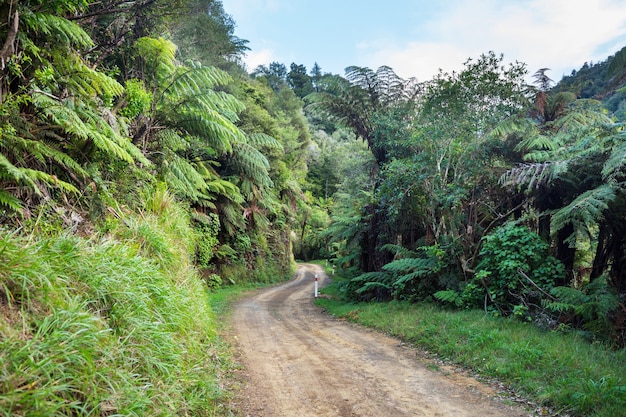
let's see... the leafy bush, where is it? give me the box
[205,273,223,291]
[194,212,221,269]
[461,223,565,316]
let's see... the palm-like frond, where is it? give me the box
[551,183,617,241]
[601,128,626,180]
[228,142,273,191]
[32,92,147,165]
[245,133,283,151]
[22,12,94,49]
[500,161,568,191]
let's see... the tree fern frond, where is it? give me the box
[246,133,283,151]
[32,92,146,165]
[135,37,178,81]
[382,257,437,274]
[51,52,125,98]
[23,12,93,48]
[515,134,559,153]
[229,142,273,188]
[602,130,626,179]
[379,243,415,258]
[23,169,79,193]
[551,183,616,239]
[490,115,536,139]
[500,161,568,191]
[171,111,245,153]
[0,190,23,212]
[219,200,245,236]
[553,100,611,132]
[0,153,36,189]
[206,178,243,203]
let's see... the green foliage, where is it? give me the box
[0,203,231,415]
[544,277,622,345]
[204,273,223,291]
[348,245,445,301]
[195,212,221,269]
[463,223,565,315]
[551,183,617,243]
[120,79,153,118]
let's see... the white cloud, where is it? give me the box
[223,0,286,17]
[358,0,626,82]
[242,48,276,71]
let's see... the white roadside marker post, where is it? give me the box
[314,273,319,298]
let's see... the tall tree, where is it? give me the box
[307,65,419,271]
[287,63,314,98]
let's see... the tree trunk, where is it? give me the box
[556,223,576,286]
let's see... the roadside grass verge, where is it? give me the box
[0,190,235,416]
[316,278,626,417]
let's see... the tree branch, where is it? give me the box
[0,6,19,70]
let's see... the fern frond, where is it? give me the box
[0,190,23,212]
[0,153,36,189]
[51,51,124,98]
[551,183,616,239]
[23,169,79,193]
[246,133,284,151]
[602,130,626,179]
[490,115,536,139]
[23,12,93,48]
[229,142,273,189]
[382,257,432,273]
[499,161,568,191]
[514,134,559,153]
[380,243,415,258]
[356,281,392,294]
[135,37,178,81]
[434,290,462,306]
[32,92,147,165]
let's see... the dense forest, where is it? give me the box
[1,0,626,414]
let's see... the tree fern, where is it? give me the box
[0,189,22,211]
[601,128,626,180]
[544,277,620,341]
[500,161,569,192]
[22,12,94,49]
[550,183,617,241]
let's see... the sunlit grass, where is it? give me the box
[0,193,235,416]
[316,278,626,417]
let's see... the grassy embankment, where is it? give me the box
[0,190,240,416]
[314,262,626,417]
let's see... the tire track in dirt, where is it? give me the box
[229,264,532,417]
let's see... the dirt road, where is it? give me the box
[229,264,531,417]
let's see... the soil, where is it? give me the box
[227,263,534,417]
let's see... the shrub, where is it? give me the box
[462,223,565,316]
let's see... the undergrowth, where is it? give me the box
[316,276,626,417]
[0,190,235,416]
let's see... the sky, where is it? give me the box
[220,0,626,83]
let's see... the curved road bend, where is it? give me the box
[230,263,531,417]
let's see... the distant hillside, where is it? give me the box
[553,46,626,120]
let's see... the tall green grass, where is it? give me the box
[0,189,234,416]
[317,280,626,417]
